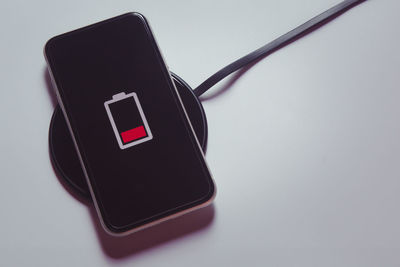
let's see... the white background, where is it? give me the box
[1,0,399,266]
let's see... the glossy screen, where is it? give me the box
[45,13,214,233]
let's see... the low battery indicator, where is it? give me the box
[104,91,153,149]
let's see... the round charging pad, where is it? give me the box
[49,72,207,199]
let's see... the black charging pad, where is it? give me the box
[49,72,207,199]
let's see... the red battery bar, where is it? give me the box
[104,92,153,149]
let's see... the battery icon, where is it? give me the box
[104,91,153,149]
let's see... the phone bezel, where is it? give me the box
[44,12,215,236]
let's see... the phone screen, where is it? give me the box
[45,13,214,233]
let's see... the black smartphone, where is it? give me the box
[44,13,215,235]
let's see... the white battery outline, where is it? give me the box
[104,91,153,150]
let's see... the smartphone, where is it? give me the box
[44,13,215,235]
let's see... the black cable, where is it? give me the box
[193,0,367,97]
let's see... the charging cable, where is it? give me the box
[193,0,367,97]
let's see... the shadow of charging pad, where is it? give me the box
[49,72,208,199]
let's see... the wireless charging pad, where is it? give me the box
[49,72,208,199]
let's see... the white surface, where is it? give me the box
[1,0,399,266]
